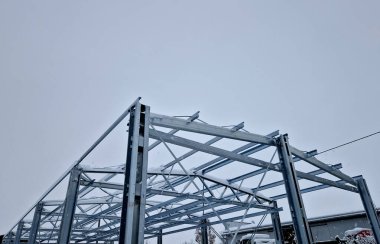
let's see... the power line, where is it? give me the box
[317,131,380,155]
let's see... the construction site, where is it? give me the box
[1,98,380,244]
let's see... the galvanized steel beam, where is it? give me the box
[119,103,150,244]
[146,209,280,238]
[290,146,357,185]
[201,219,209,244]
[356,176,380,243]
[28,202,44,244]
[57,166,82,244]
[149,129,280,171]
[277,134,313,244]
[270,201,284,244]
[150,113,275,145]
[157,229,162,244]
[14,221,24,244]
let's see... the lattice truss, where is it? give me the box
[3,98,380,244]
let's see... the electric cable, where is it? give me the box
[317,131,380,155]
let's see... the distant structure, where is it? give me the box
[2,98,380,244]
[223,209,380,243]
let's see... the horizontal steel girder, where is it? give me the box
[150,113,276,145]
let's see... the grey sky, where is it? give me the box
[0,0,379,242]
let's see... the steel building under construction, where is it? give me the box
[2,98,380,244]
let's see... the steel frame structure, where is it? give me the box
[2,98,379,244]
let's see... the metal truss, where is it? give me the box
[2,98,380,244]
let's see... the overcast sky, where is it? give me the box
[0,0,379,242]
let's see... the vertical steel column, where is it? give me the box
[270,202,284,244]
[157,229,163,244]
[28,202,44,244]
[201,219,209,244]
[119,103,150,244]
[356,177,380,243]
[14,221,24,244]
[277,134,313,243]
[57,166,82,244]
